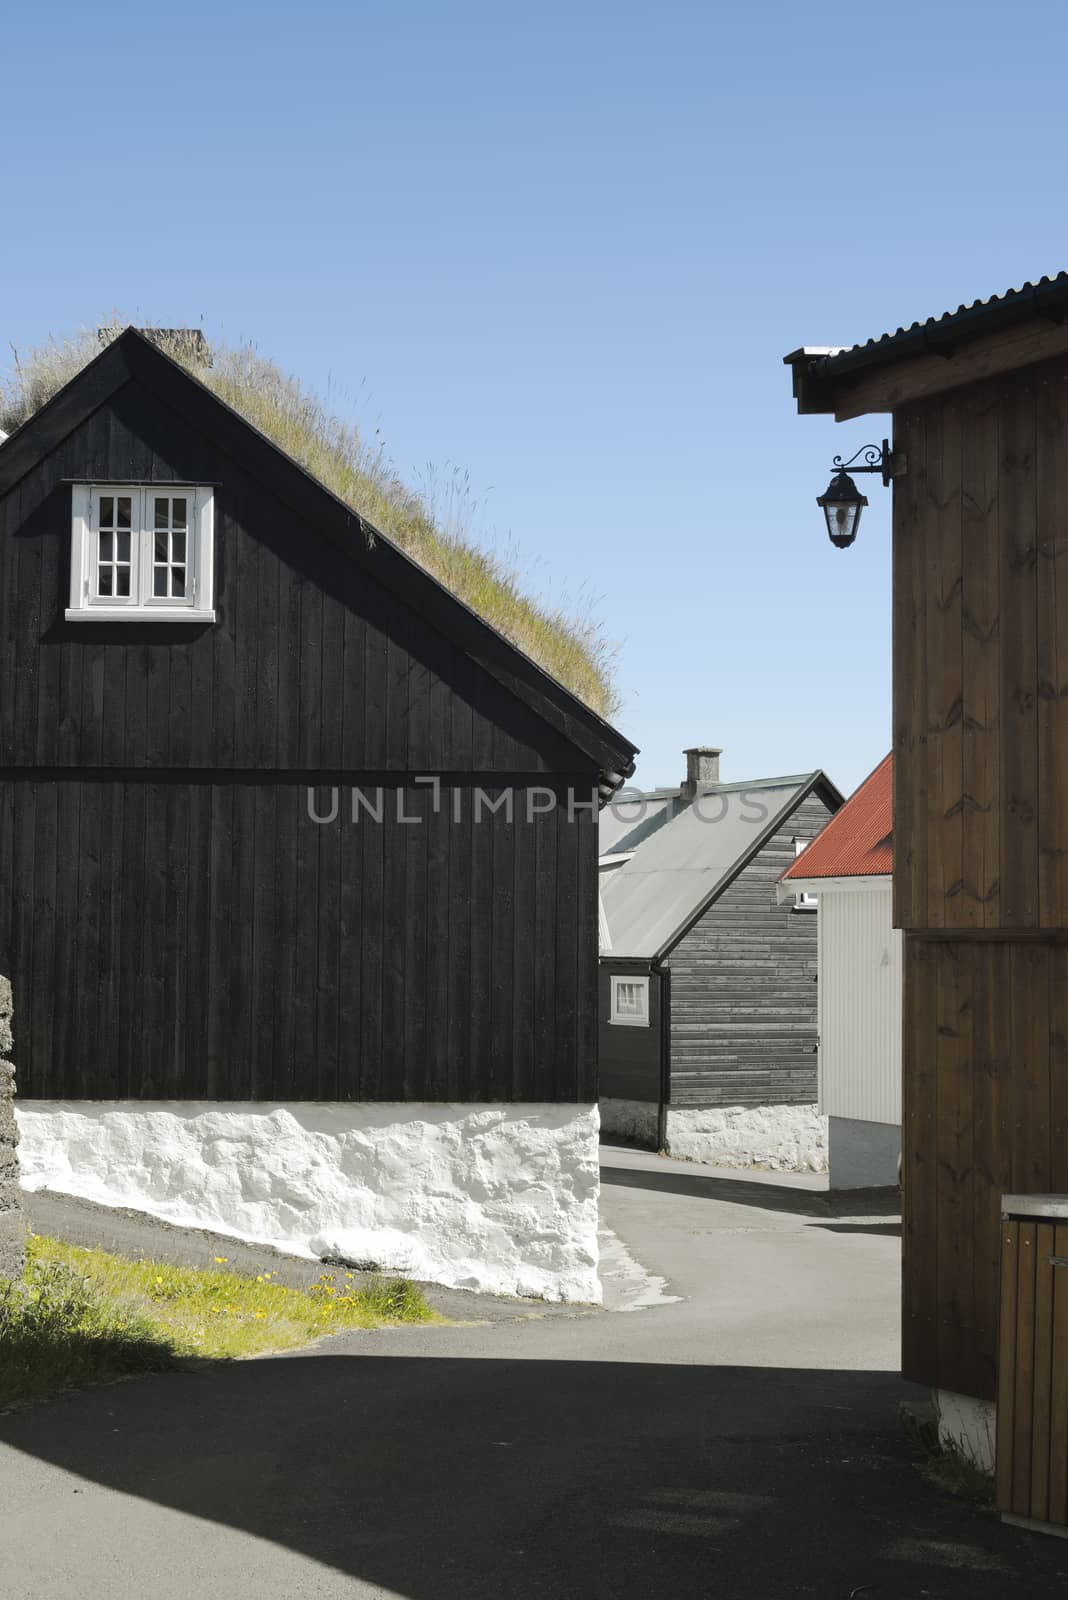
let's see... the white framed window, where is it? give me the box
[610,974,650,1027]
[67,485,215,621]
[792,838,818,911]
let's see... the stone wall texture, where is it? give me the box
[0,975,26,1281]
[16,1100,602,1302]
[665,1103,828,1173]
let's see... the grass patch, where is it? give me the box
[0,322,620,717]
[0,1234,435,1408]
[901,1403,995,1509]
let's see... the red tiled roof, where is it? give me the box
[781,754,892,880]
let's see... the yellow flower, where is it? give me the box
[214,1256,228,1264]
[254,1311,266,1319]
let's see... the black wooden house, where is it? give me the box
[0,328,636,1300]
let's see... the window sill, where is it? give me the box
[609,1016,651,1028]
[65,607,216,624]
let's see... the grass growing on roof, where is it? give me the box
[0,321,620,716]
[0,1234,435,1407]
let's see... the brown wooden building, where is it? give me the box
[786,277,1068,1423]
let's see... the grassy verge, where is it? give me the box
[0,1234,435,1408]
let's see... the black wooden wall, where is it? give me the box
[597,962,662,1104]
[0,373,608,1103]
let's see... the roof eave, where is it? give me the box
[786,274,1068,418]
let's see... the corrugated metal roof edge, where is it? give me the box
[784,273,1068,400]
[644,769,843,964]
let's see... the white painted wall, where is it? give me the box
[816,879,902,1126]
[665,1104,827,1173]
[15,1100,601,1303]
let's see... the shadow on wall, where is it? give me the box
[0,1357,1060,1597]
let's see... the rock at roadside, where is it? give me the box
[0,975,26,1283]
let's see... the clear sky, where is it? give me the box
[3,0,1067,796]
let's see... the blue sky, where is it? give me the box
[3,0,1067,795]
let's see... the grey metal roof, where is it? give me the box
[600,774,826,961]
[598,789,681,855]
[784,272,1068,409]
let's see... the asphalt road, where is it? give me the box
[3,1148,1066,1598]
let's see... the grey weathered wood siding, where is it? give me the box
[665,792,833,1108]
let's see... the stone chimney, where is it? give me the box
[682,746,722,799]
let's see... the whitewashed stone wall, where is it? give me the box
[665,1104,828,1173]
[16,1100,602,1302]
[0,976,25,1281]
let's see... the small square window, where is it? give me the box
[610,975,650,1027]
[67,485,215,622]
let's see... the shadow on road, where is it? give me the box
[600,1160,901,1224]
[0,1355,1061,1597]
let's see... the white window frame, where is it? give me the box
[792,838,818,911]
[610,974,650,1027]
[67,485,215,622]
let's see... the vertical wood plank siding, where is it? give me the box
[894,354,1068,1397]
[665,793,832,1109]
[0,379,610,1104]
[894,360,1068,932]
[0,384,580,775]
[597,964,662,1104]
[0,779,599,1102]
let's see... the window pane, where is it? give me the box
[117,530,130,563]
[155,533,169,563]
[172,568,186,598]
[116,569,130,598]
[117,497,132,529]
[153,568,168,597]
[100,496,113,525]
[171,529,186,563]
[99,530,113,561]
[154,498,169,529]
[99,568,113,596]
[172,498,187,527]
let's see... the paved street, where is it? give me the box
[3,1147,1066,1598]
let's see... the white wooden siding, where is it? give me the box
[817,881,902,1125]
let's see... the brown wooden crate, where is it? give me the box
[1049,1222,1068,1525]
[1031,1222,1056,1521]
[1012,1221,1038,1517]
[997,1220,1019,1511]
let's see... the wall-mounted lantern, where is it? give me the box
[816,440,900,549]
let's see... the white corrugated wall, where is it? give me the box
[817,882,902,1125]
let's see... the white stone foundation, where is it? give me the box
[934,1388,997,1474]
[15,1100,601,1303]
[665,1104,828,1173]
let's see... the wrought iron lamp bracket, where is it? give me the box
[830,438,903,488]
